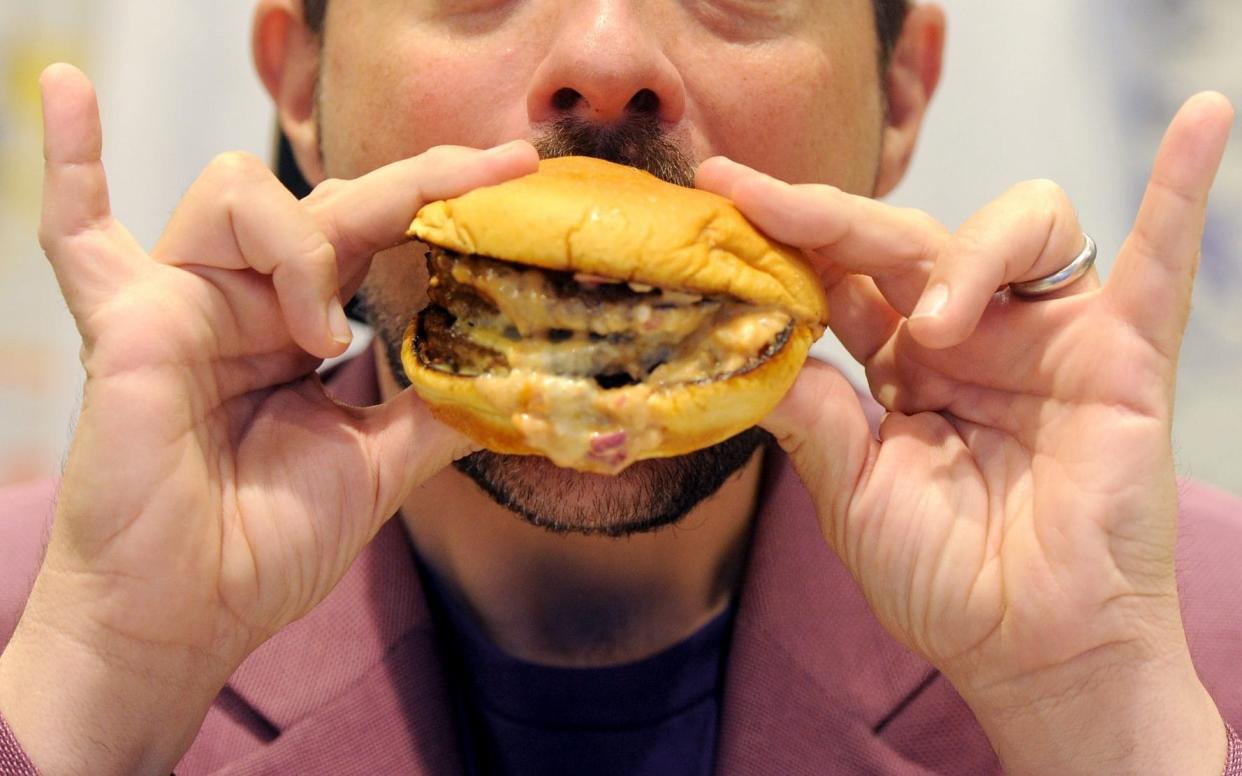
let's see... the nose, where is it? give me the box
[526,1,686,126]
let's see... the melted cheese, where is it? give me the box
[475,372,663,471]
[450,255,716,339]
[473,309,790,472]
[436,253,792,472]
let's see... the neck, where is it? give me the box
[379,349,762,667]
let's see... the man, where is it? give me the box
[0,0,1239,773]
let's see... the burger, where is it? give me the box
[401,156,829,475]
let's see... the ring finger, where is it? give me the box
[907,178,1101,349]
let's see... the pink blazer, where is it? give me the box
[3,354,1242,774]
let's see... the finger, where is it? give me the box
[38,63,110,245]
[907,179,1096,349]
[347,388,480,532]
[154,152,347,359]
[695,155,755,201]
[825,274,905,366]
[698,159,906,365]
[38,64,149,323]
[306,140,541,275]
[697,156,948,313]
[1108,92,1234,356]
[759,358,878,549]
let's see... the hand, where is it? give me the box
[698,92,1234,774]
[0,64,538,776]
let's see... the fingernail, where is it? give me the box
[912,283,949,319]
[328,298,352,345]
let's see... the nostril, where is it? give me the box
[551,88,581,112]
[626,89,660,115]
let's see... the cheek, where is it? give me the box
[689,42,884,194]
[321,32,533,179]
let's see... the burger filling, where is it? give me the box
[415,247,793,471]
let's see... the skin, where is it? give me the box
[320,0,896,665]
[0,1,1234,775]
[303,0,903,665]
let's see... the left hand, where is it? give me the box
[698,92,1234,774]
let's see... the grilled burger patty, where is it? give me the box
[415,247,793,388]
[401,157,829,473]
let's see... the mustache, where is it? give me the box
[532,114,696,188]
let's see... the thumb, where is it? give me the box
[1107,91,1234,358]
[350,387,480,528]
[39,63,109,244]
[39,63,144,322]
[761,358,878,537]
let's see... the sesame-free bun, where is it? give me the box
[403,156,829,473]
[409,156,828,327]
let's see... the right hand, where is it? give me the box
[0,64,539,775]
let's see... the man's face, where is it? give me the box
[312,0,889,534]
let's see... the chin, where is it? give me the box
[369,306,770,537]
[452,427,769,537]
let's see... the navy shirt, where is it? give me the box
[419,561,734,776]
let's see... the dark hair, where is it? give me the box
[301,0,910,64]
[304,0,327,36]
[873,0,911,66]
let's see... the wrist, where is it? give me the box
[959,649,1226,775]
[0,600,234,775]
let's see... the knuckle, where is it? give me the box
[944,229,988,262]
[301,178,347,224]
[204,152,272,202]
[901,207,943,237]
[1019,177,1061,198]
[298,236,337,275]
[420,144,467,167]
[310,177,347,199]
[302,177,347,213]
[204,152,279,214]
[37,223,56,252]
[209,150,265,177]
[1023,178,1074,215]
[808,182,842,200]
[914,209,943,233]
[896,207,946,257]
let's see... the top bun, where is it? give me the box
[409,156,829,327]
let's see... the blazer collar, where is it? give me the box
[224,352,936,773]
[221,353,463,773]
[717,450,939,775]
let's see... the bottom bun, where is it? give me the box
[401,321,814,474]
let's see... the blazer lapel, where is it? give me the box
[193,352,937,773]
[210,353,464,775]
[217,520,461,776]
[717,450,942,775]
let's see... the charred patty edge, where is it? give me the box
[415,248,795,389]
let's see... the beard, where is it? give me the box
[357,113,770,536]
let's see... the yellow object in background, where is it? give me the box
[0,4,90,485]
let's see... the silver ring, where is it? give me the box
[1009,234,1098,298]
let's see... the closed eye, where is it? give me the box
[417,0,522,33]
[687,0,804,42]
